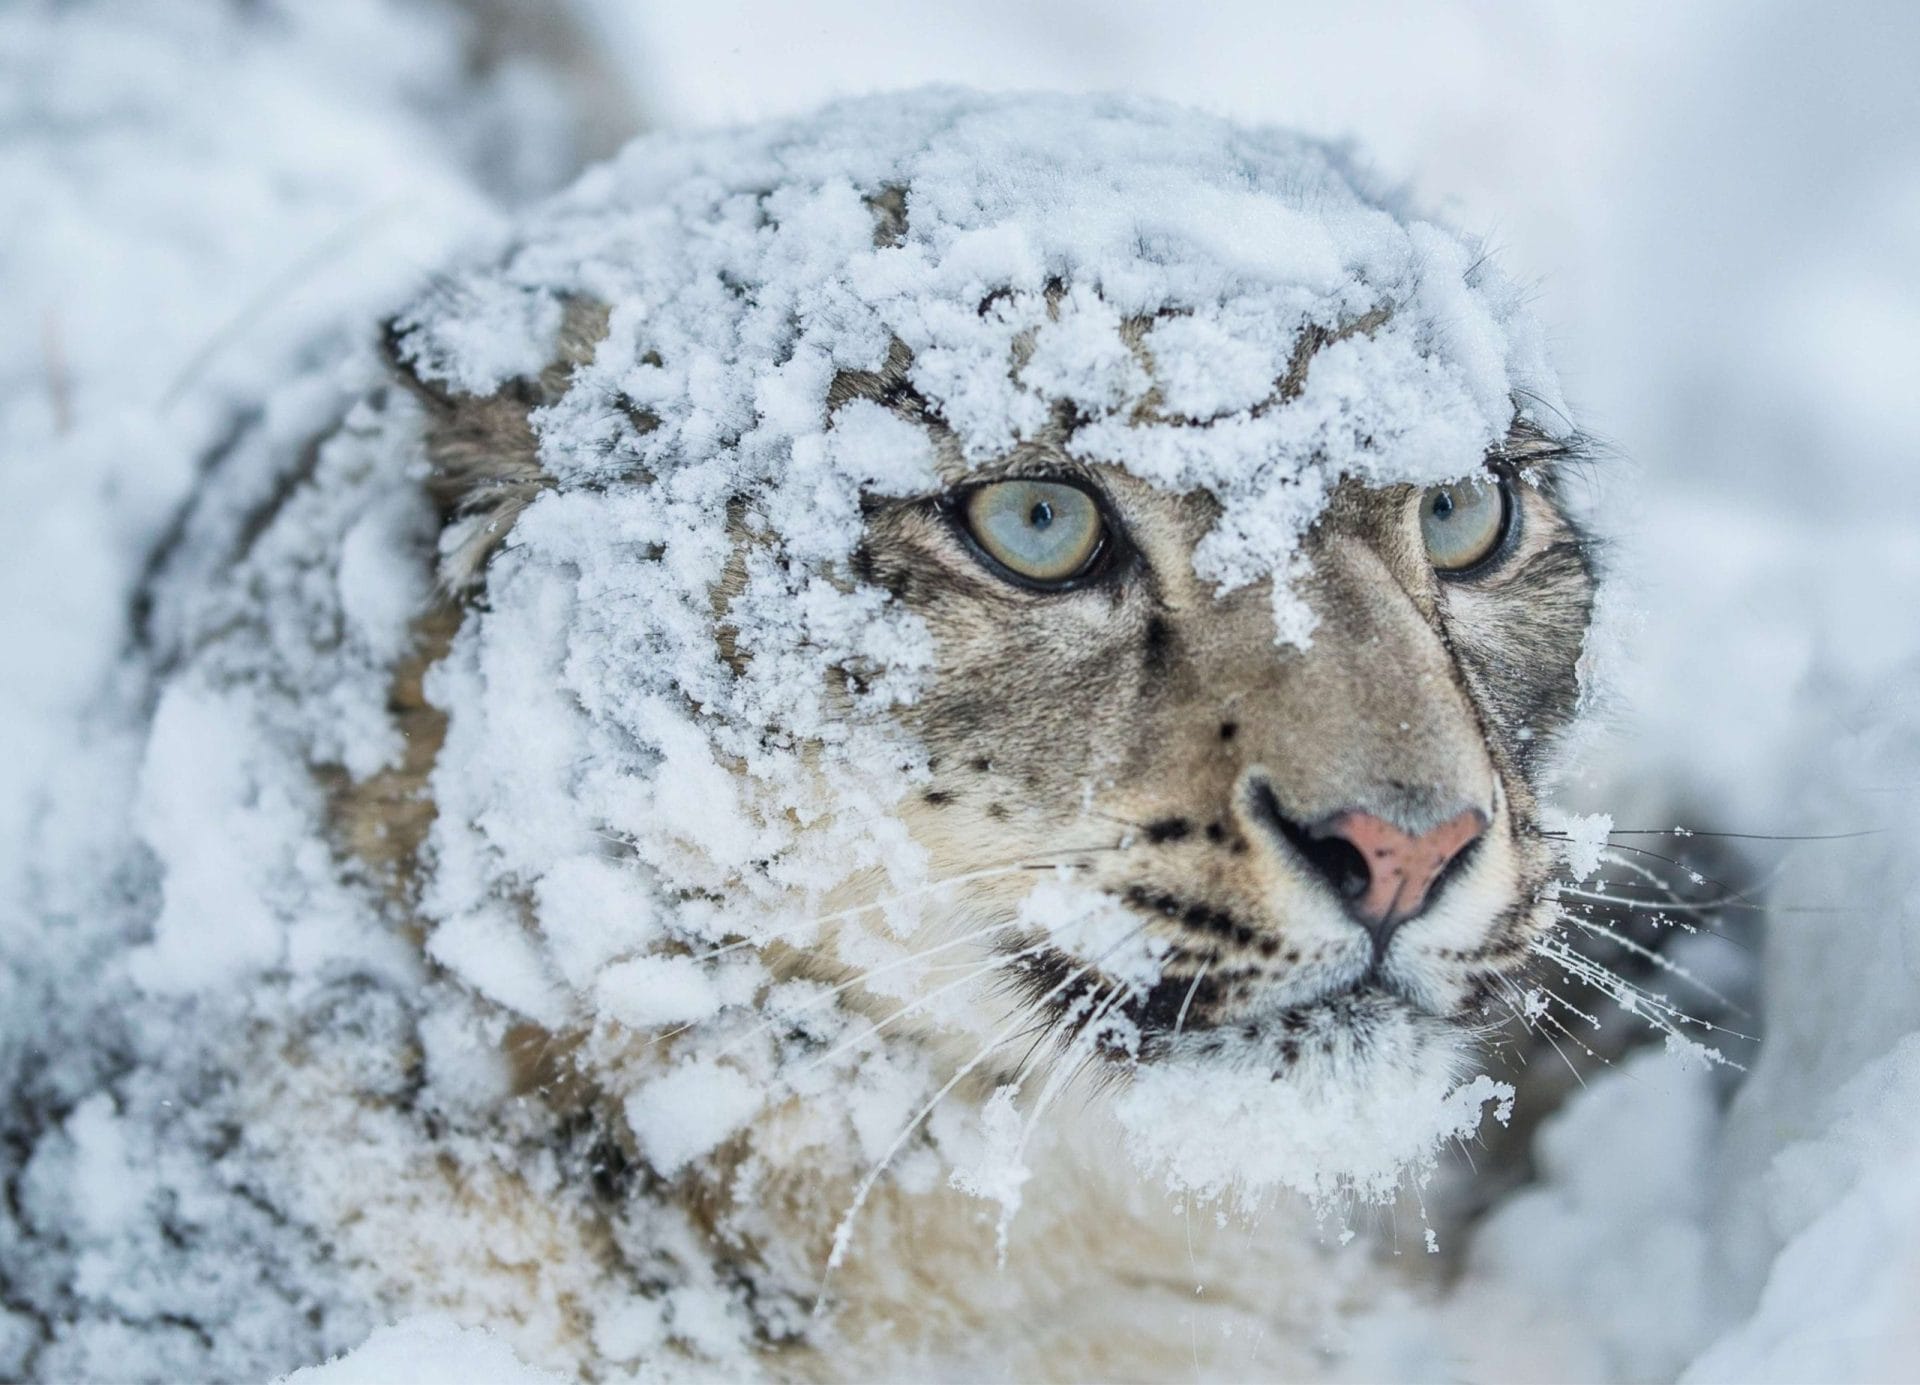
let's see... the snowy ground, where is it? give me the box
[4,1,1918,1380]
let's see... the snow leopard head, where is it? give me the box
[377,301,1591,1108]
[321,93,1600,1207]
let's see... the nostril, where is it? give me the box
[1249,781,1373,903]
[1286,817,1373,902]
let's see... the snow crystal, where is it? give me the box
[424,907,571,1030]
[587,1298,668,1366]
[416,1006,516,1114]
[41,1096,150,1246]
[1545,807,1613,883]
[336,499,433,666]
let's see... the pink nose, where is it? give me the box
[1313,807,1488,933]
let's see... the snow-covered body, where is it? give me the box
[14,81,1608,1380]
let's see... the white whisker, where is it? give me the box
[786,940,1061,1080]
[712,911,1037,1060]
[688,848,1118,964]
[822,1020,1038,1284]
[1171,959,1213,1044]
[1558,885,1759,918]
[819,930,1140,1288]
[1560,913,1743,1010]
[1531,930,1754,1056]
[1007,981,1132,1190]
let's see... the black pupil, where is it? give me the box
[1432,490,1455,521]
[1028,500,1054,530]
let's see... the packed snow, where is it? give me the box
[4,1,1918,1382]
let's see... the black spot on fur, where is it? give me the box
[1204,821,1226,844]
[922,790,953,806]
[848,542,915,602]
[1142,616,1173,677]
[1123,886,1255,947]
[1144,817,1191,844]
[878,374,919,411]
[1182,903,1254,947]
[971,757,992,773]
[986,802,1009,821]
[1461,975,1499,1014]
[1218,721,1238,742]
[1005,945,1103,1035]
[585,1135,638,1203]
[1127,969,1223,1040]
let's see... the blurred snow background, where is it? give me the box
[3,0,1916,1380]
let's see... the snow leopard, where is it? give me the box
[54,93,1643,1380]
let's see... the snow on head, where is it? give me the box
[397,88,1560,652]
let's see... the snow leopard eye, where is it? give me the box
[959,479,1108,588]
[1419,477,1512,574]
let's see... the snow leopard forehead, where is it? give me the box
[389,89,1567,644]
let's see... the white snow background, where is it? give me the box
[4,1,1918,1381]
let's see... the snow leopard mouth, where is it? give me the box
[1007,935,1457,1074]
[1155,984,1448,1075]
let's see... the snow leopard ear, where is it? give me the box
[379,294,611,591]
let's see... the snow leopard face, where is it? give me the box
[839,352,1596,1089]
[379,290,1594,1109]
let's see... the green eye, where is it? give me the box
[961,479,1106,586]
[1419,477,1510,573]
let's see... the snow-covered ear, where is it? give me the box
[379,294,611,592]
